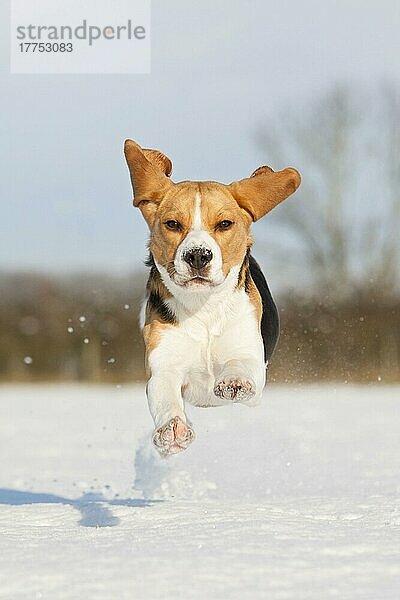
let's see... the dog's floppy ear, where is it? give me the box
[228,165,301,222]
[124,139,174,226]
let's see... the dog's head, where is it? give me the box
[124,139,301,291]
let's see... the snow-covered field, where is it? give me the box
[0,384,399,599]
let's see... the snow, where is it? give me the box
[0,384,399,599]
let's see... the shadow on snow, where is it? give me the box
[0,488,161,528]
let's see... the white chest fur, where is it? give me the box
[146,280,266,411]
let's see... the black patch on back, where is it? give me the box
[248,254,280,363]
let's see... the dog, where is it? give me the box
[124,139,301,456]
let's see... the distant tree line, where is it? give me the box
[0,271,398,384]
[0,272,146,383]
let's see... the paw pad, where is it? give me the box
[153,416,195,456]
[214,377,255,402]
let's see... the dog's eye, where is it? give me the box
[216,220,233,231]
[165,220,182,231]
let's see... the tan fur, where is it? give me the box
[237,259,263,325]
[247,276,263,324]
[228,166,301,221]
[143,320,174,377]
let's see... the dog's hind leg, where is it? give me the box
[213,358,263,405]
[212,304,266,406]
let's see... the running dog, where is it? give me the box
[124,139,301,456]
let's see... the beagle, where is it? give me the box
[124,139,301,456]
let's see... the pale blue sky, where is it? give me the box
[1,0,399,279]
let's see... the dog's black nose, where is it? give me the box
[183,248,213,270]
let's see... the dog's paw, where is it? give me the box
[152,416,195,456]
[214,377,256,403]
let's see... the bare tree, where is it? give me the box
[257,86,400,302]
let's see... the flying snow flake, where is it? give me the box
[79,316,86,323]
[23,356,33,365]
[67,327,74,333]
[83,337,89,344]
[107,357,116,364]
[124,304,130,310]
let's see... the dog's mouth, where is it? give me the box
[173,274,215,288]
[166,263,213,288]
[183,276,213,287]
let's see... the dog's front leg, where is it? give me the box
[146,370,195,456]
[144,321,196,456]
